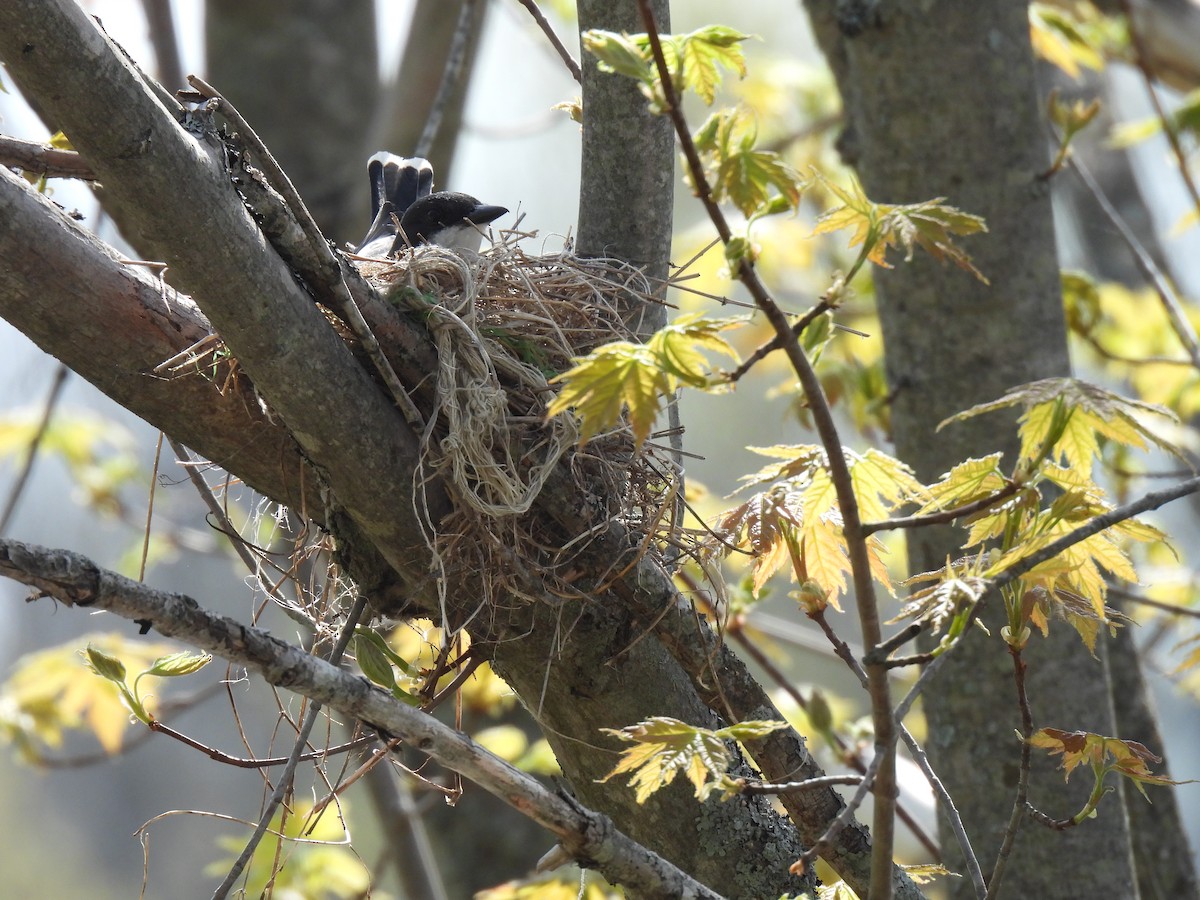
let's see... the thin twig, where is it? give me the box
[1120,0,1200,219]
[633,5,897,897]
[861,481,1020,536]
[727,616,941,861]
[1067,156,1200,368]
[211,593,369,899]
[0,364,69,536]
[416,0,480,157]
[139,432,165,581]
[146,718,375,768]
[738,774,863,794]
[139,0,184,91]
[727,300,833,383]
[516,0,583,83]
[1107,585,1200,621]
[168,439,261,576]
[810,609,987,898]
[632,7,900,893]
[985,647,1033,899]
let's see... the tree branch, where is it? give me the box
[0,537,724,900]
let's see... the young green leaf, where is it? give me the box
[354,633,397,691]
[548,315,742,447]
[1029,728,1193,814]
[84,645,127,684]
[145,650,212,678]
[940,377,1186,472]
[692,108,805,218]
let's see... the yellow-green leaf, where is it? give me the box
[600,717,735,803]
[145,650,212,677]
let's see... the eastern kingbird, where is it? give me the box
[355,153,506,257]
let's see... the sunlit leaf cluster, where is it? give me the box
[599,716,786,804]
[1029,727,1192,822]
[812,173,989,284]
[582,25,751,108]
[710,445,923,608]
[547,313,743,446]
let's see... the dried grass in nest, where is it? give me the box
[358,234,682,616]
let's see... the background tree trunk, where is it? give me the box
[804,1,1141,895]
[206,0,378,245]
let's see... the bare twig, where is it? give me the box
[1107,585,1200,621]
[726,613,941,861]
[1067,156,1200,368]
[139,0,184,91]
[211,592,369,899]
[810,609,987,898]
[1120,0,1200,219]
[985,647,1034,899]
[139,432,165,581]
[0,363,69,536]
[738,774,863,794]
[0,537,726,900]
[416,0,481,157]
[727,300,834,383]
[145,718,375,768]
[516,0,583,83]
[632,5,898,894]
[861,482,1021,536]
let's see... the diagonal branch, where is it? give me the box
[0,537,723,900]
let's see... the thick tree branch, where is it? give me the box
[0,0,443,593]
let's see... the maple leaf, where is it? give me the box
[0,633,191,759]
[599,717,785,803]
[894,557,988,636]
[710,482,806,594]
[941,378,1185,473]
[673,25,751,105]
[1029,728,1193,804]
[1029,3,1105,79]
[547,314,742,447]
[582,25,752,108]
[718,445,911,605]
[916,453,1008,515]
[812,172,988,282]
[694,107,805,218]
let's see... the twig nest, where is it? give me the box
[357,235,679,612]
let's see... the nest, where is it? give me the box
[356,233,682,619]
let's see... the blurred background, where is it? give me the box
[2,1,1199,897]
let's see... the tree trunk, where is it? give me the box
[804,1,1142,895]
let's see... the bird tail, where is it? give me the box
[357,153,435,252]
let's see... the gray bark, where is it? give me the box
[804,0,1142,896]
[577,0,674,337]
